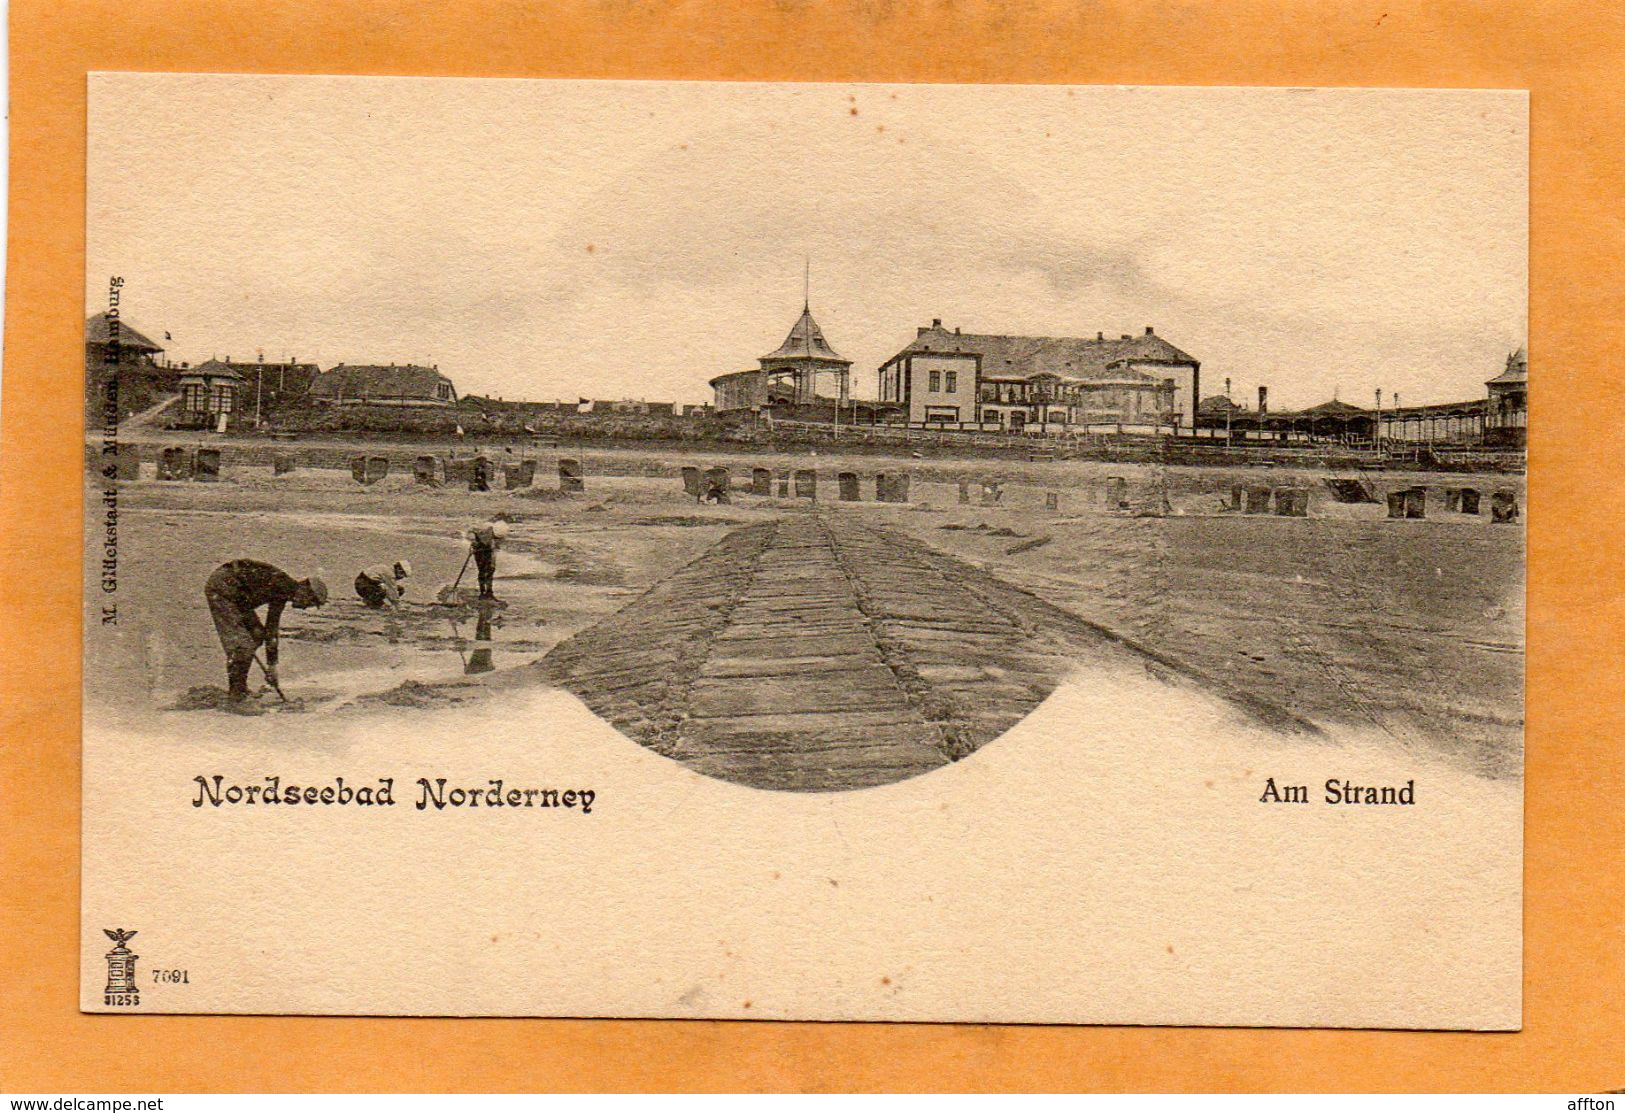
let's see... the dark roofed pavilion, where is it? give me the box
[86,311,164,354]
[757,305,852,405]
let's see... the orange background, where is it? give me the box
[2,0,1620,1093]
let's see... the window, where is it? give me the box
[182,384,205,412]
[929,370,941,392]
[946,371,958,393]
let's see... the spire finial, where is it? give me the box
[804,256,810,312]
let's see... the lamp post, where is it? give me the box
[1374,388,1383,457]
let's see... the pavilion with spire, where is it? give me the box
[1483,347,1528,447]
[757,302,852,405]
[710,299,854,411]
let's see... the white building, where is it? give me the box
[877,321,1200,432]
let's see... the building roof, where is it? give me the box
[1382,398,1492,419]
[890,323,1197,382]
[1199,394,1243,414]
[1299,399,1368,416]
[189,358,318,382]
[85,311,163,353]
[182,359,247,383]
[709,368,763,388]
[760,307,851,365]
[1487,348,1528,386]
[311,363,454,399]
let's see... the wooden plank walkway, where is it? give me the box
[678,517,951,790]
[540,512,1312,792]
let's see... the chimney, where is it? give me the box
[1097,332,1104,341]
[932,318,942,329]
[917,326,929,336]
[1145,326,1154,336]
[954,327,961,335]
[1121,334,1131,340]
[1258,386,1269,416]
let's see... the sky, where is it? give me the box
[88,76,1526,410]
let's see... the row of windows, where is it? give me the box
[985,409,1063,424]
[181,383,236,414]
[980,385,1172,406]
[893,362,1178,409]
[920,409,1083,426]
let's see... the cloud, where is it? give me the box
[89,77,1525,407]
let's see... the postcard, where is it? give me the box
[82,74,1525,1026]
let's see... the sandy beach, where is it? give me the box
[84,446,1523,784]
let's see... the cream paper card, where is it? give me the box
[82,75,1526,1026]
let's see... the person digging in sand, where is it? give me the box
[464,519,509,601]
[203,560,328,712]
[355,559,412,609]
